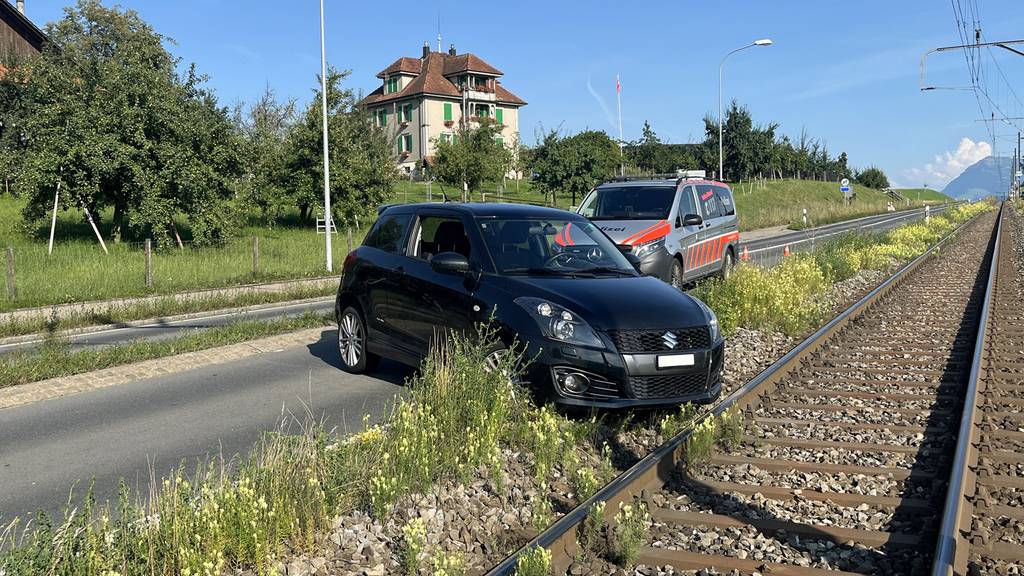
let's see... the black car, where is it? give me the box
[334,202,724,409]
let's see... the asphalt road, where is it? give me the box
[0,298,336,356]
[0,328,410,523]
[738,204,956,268]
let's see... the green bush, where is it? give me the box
[515,546,552,576]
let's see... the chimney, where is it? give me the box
[16,0,25,15]
[448,43,456,56]
[422,41,430,58]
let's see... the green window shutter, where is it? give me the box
[494,136,504,146]
[495,108,503,124]
[444,102,452,121]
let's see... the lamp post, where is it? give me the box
[719,38,772,181]
[319,0,333,272]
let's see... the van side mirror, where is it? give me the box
[617,244,633,253]
[682,214,703,226]
[624,252,642,269]
[431,251,470,274]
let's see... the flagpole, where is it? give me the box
[616,74,624,176]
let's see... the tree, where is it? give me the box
[532,129,619,205]
[283,68,395,226]
[431,119,509,200]
[234,87,297,225]
[13,0,241,246]
[0,52,33,197]
[855,166,890,190]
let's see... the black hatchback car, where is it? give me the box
[334,203,724,408]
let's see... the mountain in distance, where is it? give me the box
[943,156,1016,199]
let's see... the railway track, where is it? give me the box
[489,205,1005,576]
[934,204,1024,576]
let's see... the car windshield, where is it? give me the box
[477,218,637,276]
[578,186,676,220]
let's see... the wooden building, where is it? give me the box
[1,0,44,65]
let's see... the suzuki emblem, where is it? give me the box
[662,331,678,349]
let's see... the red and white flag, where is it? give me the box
[616,74,621,94]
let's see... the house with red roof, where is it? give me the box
[362,42,526,175]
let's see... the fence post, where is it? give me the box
[252,235,259,276]
[347,227,353,253]
[145,239,153,289]
[5,246,15,300]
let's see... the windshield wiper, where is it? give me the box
[577,266,637,276]
[502,267,577,276]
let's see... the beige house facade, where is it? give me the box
[362,43,526,175]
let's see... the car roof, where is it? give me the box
[380,202,586,220]
[595,179,731,189]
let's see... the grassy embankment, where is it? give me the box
[731,180,952,230]
[0,202,991,576]
[0,179,951,316]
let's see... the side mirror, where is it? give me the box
[617,244,633,254]
[624,252,642,269]
[431,251,470,274]
[682,214,703,226]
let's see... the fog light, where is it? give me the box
[558,371,590,394]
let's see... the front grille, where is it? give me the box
[629,372,709,399]
[609,327,711,353]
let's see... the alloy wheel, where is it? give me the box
[339,310,363,368]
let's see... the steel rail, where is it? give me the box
[487,207,991,576]
[930,203,1004,576]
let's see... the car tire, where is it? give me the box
[483,343,526,388]
[337,305,380,374]
[670,258,686,290]
[720,248,735,281]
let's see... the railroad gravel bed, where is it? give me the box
[786,393,950,411]
[646,522,929,574]
[757,406,950,428]
[660,487,913,533]
[738,444,928,471]
[756,422,949,449]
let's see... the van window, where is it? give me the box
[715,186,735,216]
[678,187,698,218]
[696,185,723,219]
[363,214,411,254]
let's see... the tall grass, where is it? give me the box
[0,327,591,576]
[697,202,991,336]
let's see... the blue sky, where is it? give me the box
[18,0,1024,189]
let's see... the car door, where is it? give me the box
[713,185,739,269]
[356,212,412,345]
[673,186,704,282]
[388,212,479,357]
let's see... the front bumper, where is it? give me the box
[521,333,725,409]
[636,248,674,281]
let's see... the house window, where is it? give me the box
[494,136,504,146]
[441,133,452,144]
[443,102,453,122]
[402,104,413,122]
[475,104,489,118]
[386,77,399,93]
[495,108,503,125]
[377,109,387,127]
[398,134,413,154]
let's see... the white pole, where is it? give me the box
[80,200,108,255]
[617,74,624,176]
[319,0,333,272]
[719,39,771,182]
[48,179,61,256]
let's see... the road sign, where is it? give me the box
[840,178,850,187]
[840,185,851,193]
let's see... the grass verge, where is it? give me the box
[0,283,335,340]
[0,312,332,389]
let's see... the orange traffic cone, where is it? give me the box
[783,245,791,257]
[741,246,750,261]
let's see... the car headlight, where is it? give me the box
[693,297,721,342]
[632,237,666,259]
[514,297,604,348]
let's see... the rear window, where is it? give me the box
[363,213,411,254]
[579,186,676,220]
[715,186,735,216]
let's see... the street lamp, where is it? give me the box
[319,0,333,272]
[719,38,772,181]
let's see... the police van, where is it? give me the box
[576,171,739,288]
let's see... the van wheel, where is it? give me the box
[670,258,686,290]
[337,305,380,374]
[720,249,735,281]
